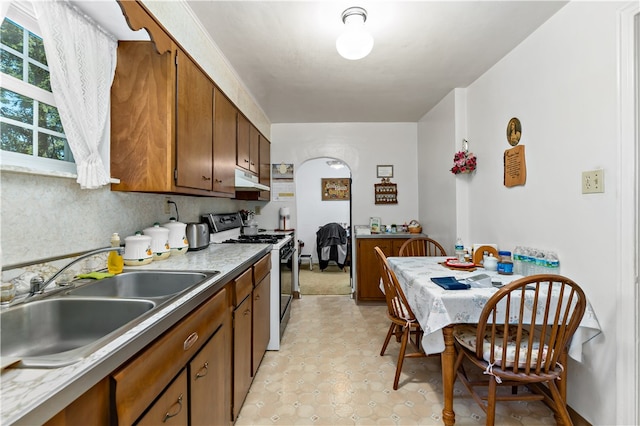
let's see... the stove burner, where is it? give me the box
[223,234,287,244]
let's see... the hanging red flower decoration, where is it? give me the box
[450,150,477,175]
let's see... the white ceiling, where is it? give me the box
[75,1,567,124]
[184,1,567,123]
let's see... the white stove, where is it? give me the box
[203,213,296,350]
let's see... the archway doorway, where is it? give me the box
[295,157,352,295]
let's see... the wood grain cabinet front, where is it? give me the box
[111,42,237,197]
[136,370,188,426]
[111,288,230,425]
[236,114,259,175]
[356,238,412,302]
[189,322,230,426]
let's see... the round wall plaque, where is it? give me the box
[506,117,522,146]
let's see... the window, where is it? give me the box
[1,6,75,173]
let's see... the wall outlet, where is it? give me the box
[164,197,171,214]
[255,206,261,215]
[582,169,604,194]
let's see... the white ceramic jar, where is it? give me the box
[123,232,153,266]
[162,218,189,255]
[143,223,171,260]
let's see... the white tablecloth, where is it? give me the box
[387,256,601,362]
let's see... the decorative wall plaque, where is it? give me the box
[504,145,526,187]
[507,117,522,146]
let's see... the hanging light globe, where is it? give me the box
[336,7,374,60]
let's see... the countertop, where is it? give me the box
[355,232,427,239]
[0,242,271,426]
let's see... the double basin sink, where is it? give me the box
[1,270,218,368]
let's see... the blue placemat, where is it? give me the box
[430,276,470,290]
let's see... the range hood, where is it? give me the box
[235,168,270,192]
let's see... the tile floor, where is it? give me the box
[236,295,556,425]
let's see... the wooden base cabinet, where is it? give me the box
[111,288,231,425]
[356,237,413,302]
[252,260,271,375]
[190,324,230,425]
[233,268,253,420]
[232,253,271,419]
[136,370,188,426]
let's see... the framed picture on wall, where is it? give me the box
[321,178,350,200]
[377,165,394,178]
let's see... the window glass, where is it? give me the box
[0,14,73,169]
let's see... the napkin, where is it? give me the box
[430,276,470,290]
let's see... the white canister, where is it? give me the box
[143,223,171,260]
[123,233,153,266]
[162,218,189,255]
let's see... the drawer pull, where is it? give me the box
[183,332,198,351]
[195,362,209,379]
[162,393,183,423]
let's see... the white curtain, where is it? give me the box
[33,0,117,189]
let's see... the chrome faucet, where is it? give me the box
[28,246,124,297]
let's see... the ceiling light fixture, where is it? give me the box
[336,6,374,60]
[327,160,346,169]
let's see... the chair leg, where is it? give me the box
[380,323,395,356]
[548,380,573,426]
[393,327,410,390]
[486,377,497,426]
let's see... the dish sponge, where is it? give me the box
[76,272,114,280]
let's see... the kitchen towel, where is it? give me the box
[430,276,470,290]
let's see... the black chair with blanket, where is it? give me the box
[316,223,348,271]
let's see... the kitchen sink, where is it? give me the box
[1,298,156,367]
[0,270,219,368]
[66,271,216,299]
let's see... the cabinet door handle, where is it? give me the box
[255,294,260,301]
[244,159,250,163]
[195,361,209,379]
[215,179,223,184]
[202,175,211,181]
[244,308,251,316]
[162,393,183,423]
[183,332,198,351]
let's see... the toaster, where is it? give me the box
[186,222,210,251]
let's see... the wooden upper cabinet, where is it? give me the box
[258,135,271,200]
[213,88,237,195]
[249,125,259,174]
[236,114,259,174]
[236,114,250,172]
[111,0,257,198]
[175,50,213,191]
[111,41,176,193]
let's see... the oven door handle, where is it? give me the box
[280,247,296,262]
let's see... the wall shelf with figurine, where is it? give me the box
[374,179,397,204]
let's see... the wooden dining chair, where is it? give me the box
[472,245,499,265]
[398,237,447,257]
[374,246,428,390]
[452,274,587,426]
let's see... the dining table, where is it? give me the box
[386,256,601,426]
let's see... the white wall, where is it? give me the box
[296,158,350,263]
[417,90,458,253]
[418,2,633,424]
[258,123,420,240]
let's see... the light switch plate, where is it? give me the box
[582,169,604,194]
